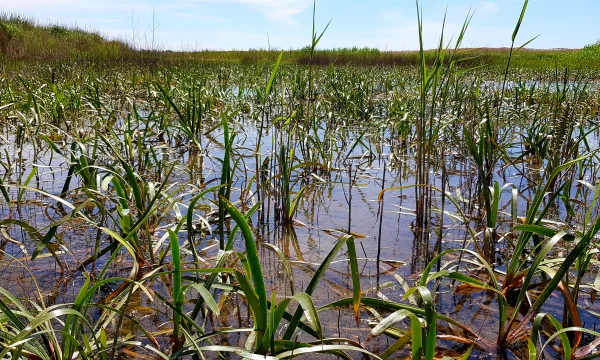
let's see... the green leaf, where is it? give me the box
[189,284,220,316]
[371,309,411,336]
[289,292,322,337]
[18,166,37,203]
[168,228,183,353]
[222,199,267,331]
[527,339,536,360]
[283,235,355,340]
[347,237,361,324]
[235,270,265,341]
[513,224,558,238]
[265,52,283,100]
[512,0,529,43]
[417,286,436,360]
[0,176,10,205]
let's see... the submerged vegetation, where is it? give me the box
[2,1,600,359]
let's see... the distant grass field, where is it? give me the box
[1,12,600,69]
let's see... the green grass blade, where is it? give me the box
[265,52,283,100]
[0,176,10,205]
[282,235,354,340]
[347,236,361,324]
[417,286,436,360]
[289,292,323,338]
[222,199,268,348]
[18,166,37,203]
[512,0,529,42]
[168,229,183,353]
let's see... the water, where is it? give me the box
[1,73,600,358]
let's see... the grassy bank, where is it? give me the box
[2,13,600,69]
[0,13,132,61]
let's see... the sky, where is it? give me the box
[0,0,598,51]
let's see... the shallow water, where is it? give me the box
[1,69,600,358]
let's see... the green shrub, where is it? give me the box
[49,25,69,36]
[0,21,23,40]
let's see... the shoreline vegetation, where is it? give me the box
[1,13,600,69]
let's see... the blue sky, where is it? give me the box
[0,0,598,50]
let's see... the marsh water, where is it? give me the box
[2,66,600,358]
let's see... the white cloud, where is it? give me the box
[0,0,313,28]
[478,2,499,15]
[237,0,313,21]
[184,0,313,22]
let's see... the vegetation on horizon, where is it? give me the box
[1,11,600,69]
